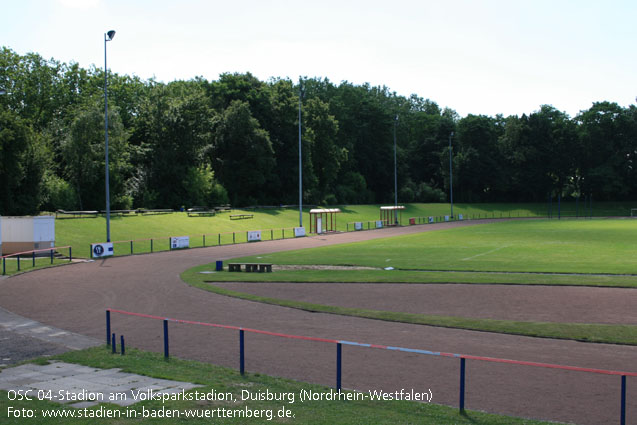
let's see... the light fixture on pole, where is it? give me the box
[393,114,399,224]
[449,131,454,219]
[298,77,304,228]
[104,30,115,242]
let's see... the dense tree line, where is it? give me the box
[1,47,636,215]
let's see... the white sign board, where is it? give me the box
[444,215,450,222]
[428,216,434,223]
[376,220,383,229]
[170,236,190,249]
[354,222,363,231]
[294,227,306,237]
[458,214,463,220]
[91,242,114,258]
[248,231,261,242]
[317,218,323,234]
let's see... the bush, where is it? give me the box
[41,173,77,211]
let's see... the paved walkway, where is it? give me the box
[0,361,200,407]
[0,307,100,367]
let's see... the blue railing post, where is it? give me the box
[151,238,154,253]
[111,333,116,354]
[2,257,5,275]
[621,375,626,425]
[130,240,133,255]
[106,310,111,345]
[240,329,245,375]
[120,335,125,356]
[32,251,36,267]
[50,248,54,264]
[336,343,342,391]
[17,256,20,271]
[459,357,466,412]
[163,319,169,359]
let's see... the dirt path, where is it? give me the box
[0,220,635,425]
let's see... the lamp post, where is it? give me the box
[298,78,304,228]
[449,131,454,219]
[393,114,399,224]
[104,30,115,242]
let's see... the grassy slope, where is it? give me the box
[0,347,558,425]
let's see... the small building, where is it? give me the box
[0,216,55,255]
[380,206,405,226]
[309,208,341,234]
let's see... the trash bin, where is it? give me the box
[216,260,223,271]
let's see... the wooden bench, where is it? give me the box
[230,214,254,220]
[136,208,174,215]
[55,209,99,219]
[228,263,272,273]
[187,210,216,217]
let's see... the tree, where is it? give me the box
[61,105,130,210]
[211,100,275,206]
[133,83,216,208]
[303,98,343,203]
[0,109,49,214]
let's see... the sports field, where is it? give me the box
[1,216,636,424]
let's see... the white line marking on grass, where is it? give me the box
[461,245,509,261]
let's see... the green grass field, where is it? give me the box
[183,219,637,345]
[49,202,636,260]
[0,347,558,425]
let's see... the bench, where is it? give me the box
[136,208,174,215]
[187,210,216,217]
[101,209,136,217]
[230,214,253,220]
[55,209,99,219]
[228,263,272,273]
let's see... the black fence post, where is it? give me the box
[32,251,36,268]
[459,357,466,412]
[69,247,72,262]
[336,343,342,391]
[111,333,116,354]
[106,310,111,345]
[120,335,125,356]
[240,329,245,375]
[163,319,169,359]
[50,248,54,264]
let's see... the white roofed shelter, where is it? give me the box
[380,206,405,226]
[309,208,341,234]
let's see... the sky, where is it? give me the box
[2,0,636,118]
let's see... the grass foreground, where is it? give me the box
[0,346,558,424]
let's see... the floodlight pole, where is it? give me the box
[298,78,303,228]
[393,114,399,224]
[104,30,115,242]
[449,131,454,219]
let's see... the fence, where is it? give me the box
[1,246,73,275]
[95,227,301,258]
[106,308,634,425]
